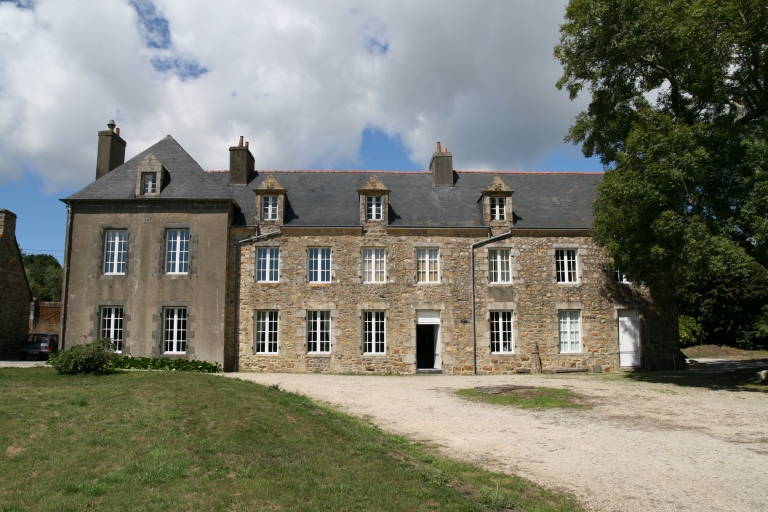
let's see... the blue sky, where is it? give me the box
[0,0,604,263]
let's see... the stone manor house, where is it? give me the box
[60,122,680,373]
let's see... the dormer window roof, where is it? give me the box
[357,175,390,227]
[481,176,514,226]
[254,175,287,231]
[134,154,165,197]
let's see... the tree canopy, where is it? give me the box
[555,0,768,347]
[23,254,62,302]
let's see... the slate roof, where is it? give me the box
[66,136,602,230]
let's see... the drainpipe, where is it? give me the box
[234,229,281,371]
[60,204,74,350]
[470,228,514,375]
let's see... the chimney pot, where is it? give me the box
[245,141,249,149]
[116,127,120,136]
[107,120,116,130]
[436,142,441,152]
[239,136,244,147]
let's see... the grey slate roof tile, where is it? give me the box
[66,136,602,230]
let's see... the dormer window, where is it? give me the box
[263,196,279,220]
[490,197,505,220]
[366,196,382,220]
[142,173,157,195]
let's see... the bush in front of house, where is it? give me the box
[46,339,116,374]
[107,356,222,373]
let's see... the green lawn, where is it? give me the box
[0,368,582,511]
[456,387,587,409]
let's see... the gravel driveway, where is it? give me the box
[227,368,768,512]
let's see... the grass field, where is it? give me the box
[0,368,581,511]
[455,387,587,409]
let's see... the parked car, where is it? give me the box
[18,333,59,360]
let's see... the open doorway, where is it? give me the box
[416,310,441,372]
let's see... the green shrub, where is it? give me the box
[678,315,704,347]
[107,356,222,373]
[47,339,117,374]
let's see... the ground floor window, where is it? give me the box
[307,311,330,353]
[559,310,581,353]
[101,307,124,353]
[256,311,279,354]
[164,308,187,354]
[490,311,513,353]
[362,311,385,354]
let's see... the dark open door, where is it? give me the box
[416,325,436,369]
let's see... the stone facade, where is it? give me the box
[0,210,32,358]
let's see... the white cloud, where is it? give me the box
[0,0,590,191]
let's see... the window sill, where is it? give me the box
[307,282,334,286]
[416,281,441,286]
[307,353,331,357]
[490,352,516,356]
[256,281,280,285]
[488,282,513,286]
[559,351,582,355]
[556,282,580,286]
[254,352,279,356]
[362,353,387,357]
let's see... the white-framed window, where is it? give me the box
[141,173,157,194]
[416,248,439,283]
[366,196,382,220]
[163,307,187,354]
[559,310,581,353]
[262,196,278,220]
[490,197,505,220]
[308,248,331,283]
[488,249,511,283]
[614,270,631,284]
[101,307,124,353]
[255,310,278,354]
[362,311,385,354]
[556,249,578,283]
[362,248,385,283]
[103,230,127,275]
[307,311,330,353]
[257,247,280,282]
[490,311,513,353]
[166,230,190,274]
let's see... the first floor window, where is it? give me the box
[490,311,513,353]
[257,247,280,282]
[101,307,124,353]
[556,249,577,283]
[416,248,439,283]
[256,311,278,354]
[166,229,190,274]
[488,249,511,283]
[164,308,187,353]
[490,197,505,220]
[366,196,382,220]
[262,196,278,220]
[362,248,385,283]
[103,230,127,274]
[308,248,331,283]
[362,311,385,354]
[307,311,330,353]
[559,310,581,353]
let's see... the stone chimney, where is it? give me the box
[0,209,17,240]
[430,142,453,187]
[96,120,126,181]
[229,136,255,185]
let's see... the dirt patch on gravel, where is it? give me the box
[226,371,768,512]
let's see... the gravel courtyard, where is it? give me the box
[227,365,768,512]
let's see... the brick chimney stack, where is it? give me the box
[0,209,17,240]
[96,120,126,181]
[430,142,453,186]
[229,136,255,185]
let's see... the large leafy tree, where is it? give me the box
[23,254,63,302]
[555,0,768,346]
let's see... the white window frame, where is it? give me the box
[559,310,581,353]
[416,248,440,283]
[142,173,157,194]
[257,247,280,282]
[163,307,187,354]
[490,197,505,221]
[362,248,386,283]
[366,196,382,220]
[556,249,578,283]
[307,311,330,354]
[362,311,385,354]
[488,249,511,283]
[103,230,127,275]
[101,307,124,353]
[490,311,513,353]
[165,229,190,274]
[308,247,332,283]
[262,196,279,220]
[255,310,279,354]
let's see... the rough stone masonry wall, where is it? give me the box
[236,233,679,374]
[0,210,32,358]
